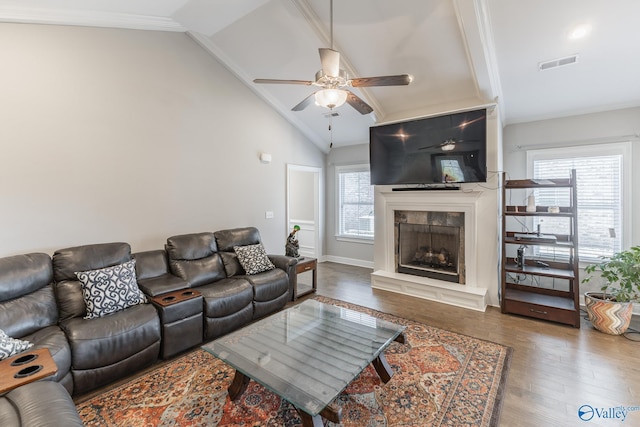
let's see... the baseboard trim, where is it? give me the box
[323,255,374,269]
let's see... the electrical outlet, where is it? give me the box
[265,211,274,219]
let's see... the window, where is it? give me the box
[336,164,374,240]
[527,142,631,263]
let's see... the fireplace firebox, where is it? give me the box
[398,222,461,283]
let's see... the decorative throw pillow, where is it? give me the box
[0,329,33,360]
[234,244,276,275]
[75,259,147,319]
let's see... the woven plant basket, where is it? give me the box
[584,291,633,335]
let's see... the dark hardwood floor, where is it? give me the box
[303,262,640,427]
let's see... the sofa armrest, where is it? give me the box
[268,255,298,301]
[138,274,189,297]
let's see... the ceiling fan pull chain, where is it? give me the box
[329,111,333,149]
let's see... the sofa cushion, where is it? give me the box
[198,278,253,319]
[166,232,217,260]
[0,381,84,427]
[234,244,275,275]
[243,268,290,302]
[24,325,72,384]
[0,285,59,339]
[166,233,227,287]
[214,227,261,252]
[55,280,87,321]
[169,255,226,287]
[75,259,147,319]
[53,242,131,282]
[0,329,32,360]
[219,252,244,277]
[0,253,53,302]
[132,249,170,280]
[60,303,160,370]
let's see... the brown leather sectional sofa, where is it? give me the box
[0,227,297,426]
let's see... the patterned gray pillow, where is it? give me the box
[0,329,33,360]
[234,244,276,275]
[75,259,147,319]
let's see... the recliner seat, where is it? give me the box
[0,253,73,393]
[166,232,254,340]
[214,227,294,318]
[52,242,161,394]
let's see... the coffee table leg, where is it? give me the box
[372,352,393,383]
[297,410,324,427]
[297,402,342,427]
[228,370,251,401]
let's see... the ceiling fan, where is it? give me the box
[418,138,480,152]
[253,0,412,115]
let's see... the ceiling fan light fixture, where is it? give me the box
[314,89,348,109]
[441,139,456,151]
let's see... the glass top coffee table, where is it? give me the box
[202,299,405,426]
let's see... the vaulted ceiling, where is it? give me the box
[2,0,639,152]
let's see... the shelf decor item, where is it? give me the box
[500,169,580,327]
[582,246,640,335]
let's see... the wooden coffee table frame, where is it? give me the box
[226,333,405,426]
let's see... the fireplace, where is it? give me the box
[398,223,461,282]
[395,210,465,284]
[372,189,489,311]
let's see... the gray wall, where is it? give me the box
[325,143,373,267]
[502,106,640,300]
[0,23,324,257]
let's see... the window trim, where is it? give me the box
[335,163,374,242]
[526,142,632,263]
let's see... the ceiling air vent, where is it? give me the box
[324,112,340,118]
[538,54,579,71]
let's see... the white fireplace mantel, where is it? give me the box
[372,189,488,311]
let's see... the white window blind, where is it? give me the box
[337,166,374,239]
[527,143,630,262]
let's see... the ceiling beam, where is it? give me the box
[453,0,504,124]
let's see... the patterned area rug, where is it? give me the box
[76,296,512,426]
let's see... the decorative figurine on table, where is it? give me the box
[285,225,301,258]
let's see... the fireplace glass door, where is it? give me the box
[397,222,461,283]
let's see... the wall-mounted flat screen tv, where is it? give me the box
[369,109,487,185]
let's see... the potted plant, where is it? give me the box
[581,246,640,335]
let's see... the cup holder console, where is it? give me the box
[152,288,201,307]
[11,353,39,366]
[14,364,43,379]
[0,348,57,394]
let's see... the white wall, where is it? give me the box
[0,23,324,257]
[502,106,640,299]
[325,144,374,267]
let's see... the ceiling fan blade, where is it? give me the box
[291,92,317,111]
[418,144,442,151]
[319,48,340,77]
[254,79,313,85]
[350,74,413,87]
[345,91,373,115]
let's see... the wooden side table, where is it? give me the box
[293,257,317,300]
[0,348,58,394]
